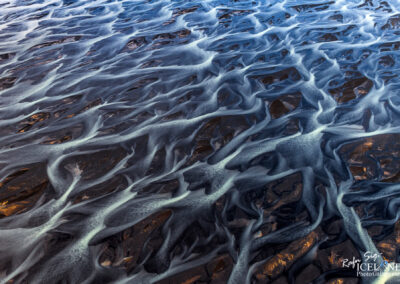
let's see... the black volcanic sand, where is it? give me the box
[1,0,400,283]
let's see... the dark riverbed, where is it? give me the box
[1,0,400,283]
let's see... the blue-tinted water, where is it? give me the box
[1,0,400,283]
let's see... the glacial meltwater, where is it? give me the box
[1,0,400,283]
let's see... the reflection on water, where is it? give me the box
[1,0,400,283]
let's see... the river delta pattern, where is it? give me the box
[1,0,400,283]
